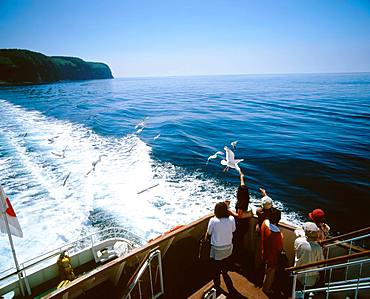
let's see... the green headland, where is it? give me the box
[0,49,113,85]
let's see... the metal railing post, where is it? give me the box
[345,240,353,281]
[158,250,164,297]
[138,280,142,298]
[292,273,297,299]
[354,261,363,299]
[326,268,333,299]
[148,259,154,297]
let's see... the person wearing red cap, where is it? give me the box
[308,209,330,243]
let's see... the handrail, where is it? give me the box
[301,281,370,294]
[320,227,370,246]
[124,246,160,294]
[286,250,370,272]
[0,227,143,285]
[293,258,369,275]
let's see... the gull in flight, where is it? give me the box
[206,151,224,165]
[135,119,145,129]
[153,133,160,140]
[221,146,243,172]
[86,154,107,176]
[137,183,160,194]
[47,136,59,144]
[63,172,71,186]
[231,140,238,150]
[51,146,69,158]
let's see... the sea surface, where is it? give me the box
[0,73,369,270]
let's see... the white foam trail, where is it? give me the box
[0,99,302,271]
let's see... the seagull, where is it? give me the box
[51,146,69,158]
[153,133,160,140]
[63,172,71,186]
[57,233,69,243]
[231,140,238,150]
[86,154,107,176]
[135,120,145,129]
[47,136,59,144]
[137,183,160,194]
[221,146,243,172]
[206,151,224,165]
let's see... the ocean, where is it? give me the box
[0,73,369,269]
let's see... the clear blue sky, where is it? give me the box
[1,0,370,77]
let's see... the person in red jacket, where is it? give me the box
[261,209,283,296]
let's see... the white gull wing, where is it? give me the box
[206,151,225,165]
[221,146,244,169]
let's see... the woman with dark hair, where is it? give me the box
[228,168,252,272]
[207,201,237,295]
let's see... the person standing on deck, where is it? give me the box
[294,222,324,288]
[228,168,252,273]
[254,188,282,288]
[207,202,238,296]
[261,210,284,296]
[308,209,330,243]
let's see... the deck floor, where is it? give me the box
[188,271,268,299]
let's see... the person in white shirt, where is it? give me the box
[207,201,237,295]
[294,222,324,287]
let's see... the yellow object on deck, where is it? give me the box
[57,280,70,289]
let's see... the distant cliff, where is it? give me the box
[0,49,113,85]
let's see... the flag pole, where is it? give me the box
[0,187,26,296]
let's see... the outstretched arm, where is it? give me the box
[239,168,245,186]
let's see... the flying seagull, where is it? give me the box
[86,154,107,176]
[51,146,69,158]
[135,120,145,129]
[63,172,71,186]
[47,136,59,144]
[153,133,160,140]
[231,140,238,150]
[206,151,224,165]
[137,183,160,194]
[221,146,243,172]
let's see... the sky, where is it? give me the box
[0,0,370,77]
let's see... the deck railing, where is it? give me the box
[287,226,370,299]
[122,247,164,299]
[0,227,144,297]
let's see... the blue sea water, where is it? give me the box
[0,73,369,269]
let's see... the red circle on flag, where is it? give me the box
[5,198,16,217]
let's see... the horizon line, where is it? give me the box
[114,71,370,79]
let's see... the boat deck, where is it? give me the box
[188,271,268,299]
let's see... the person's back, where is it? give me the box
[208,216,235,247]
[254,188,281,288]
[294,223,324,287]
[261,220,283,268]
[207,202,237,295]
[261,210,284,296]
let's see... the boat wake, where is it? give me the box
[0,99,302,270]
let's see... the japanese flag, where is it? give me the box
[0,186,23,238]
